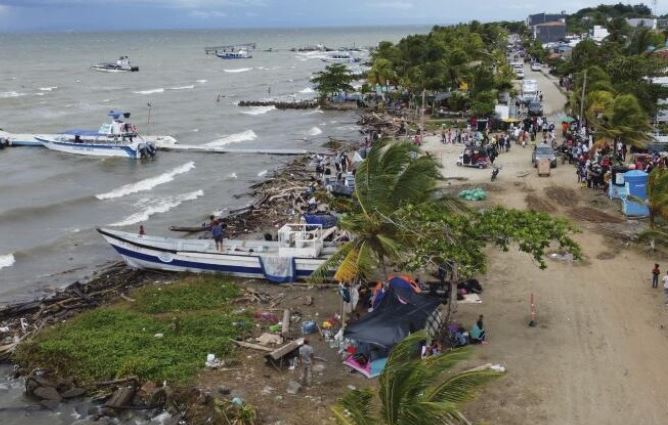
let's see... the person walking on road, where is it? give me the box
[663,271,668,305]
[652,264,661,288]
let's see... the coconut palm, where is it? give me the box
[647,167,668,229]
[311,140,442,282]
[331,330,501,425]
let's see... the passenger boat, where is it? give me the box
[37,135,156,159]
[216,48,252,59]
[97,224,337,283]
[0,111,176,148]
[90,56,139,72]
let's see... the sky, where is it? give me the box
[0,0,666,32]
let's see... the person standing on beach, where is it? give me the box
[299,339,314,386]
[652,264,660,288]
[663,271,668,305]
[211,222,224,252]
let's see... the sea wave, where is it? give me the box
[307,126,323,137]
[0,254,15,270]
[0,91,27,98]
[196,79,208,84]
[241,106,275,116]
[224,67,252,73]
[95,161,196,200]
[133,88,165,95]
[257,170,268,177]
[168,85,195,90]
[206,130,257,147]
[110,190,204,227]
[299,87,315,94]
[39,86,58,91]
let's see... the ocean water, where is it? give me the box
[0,27,427,306]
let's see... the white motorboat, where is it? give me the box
[216,48,252,59]
[90,56,139,72]
[0,110,176,148]
[98,224,337,283]
[37,135,156,159]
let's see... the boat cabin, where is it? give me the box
[277,224,325,258]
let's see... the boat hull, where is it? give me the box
[37,137,146,159]
[98,228,328,282]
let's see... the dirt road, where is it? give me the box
[423,69,668,425]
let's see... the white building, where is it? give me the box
[590,25,609,43]
[626,18,658,30]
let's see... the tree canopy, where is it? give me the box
[311,63,354,102]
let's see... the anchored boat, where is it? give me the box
[97,224,337,283]
[90,56,139,73]
[205,43,256,59]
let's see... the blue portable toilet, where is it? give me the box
[621,170,650,217]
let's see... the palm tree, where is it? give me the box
[647,167,668,229]
[311,140,442,282]
[331,330,501,425]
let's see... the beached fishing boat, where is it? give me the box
[98,224,337,283]
[90,56,139,72]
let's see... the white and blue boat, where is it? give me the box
[216,48,253,59]
[97,224,337,283]
[0,110,176,148]
[36,134,157,159]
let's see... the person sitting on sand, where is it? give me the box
[470,314,486,344]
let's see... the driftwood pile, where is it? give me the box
[0,263,161,362]
[357,111,404,137]
[173,156,326,239]
[238,99,319,109]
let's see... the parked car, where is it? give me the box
[516,69,525,79]
[532,144,557,168]
[531,62,542,71]
[527,99,543,116]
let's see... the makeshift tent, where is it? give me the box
[344,277,442,350]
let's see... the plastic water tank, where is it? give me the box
[623,170,649,200]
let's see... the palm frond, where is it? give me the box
[425,369,502,404]
[309,240,354,283]
[331,388,377,425]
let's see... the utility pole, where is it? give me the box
[421,89,426,131]
[579,69,587,130]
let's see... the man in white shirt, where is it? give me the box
[663,272,668,305]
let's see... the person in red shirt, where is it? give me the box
[652,264,660,288]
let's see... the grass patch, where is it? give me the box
[15,276,251,384]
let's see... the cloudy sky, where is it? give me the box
[0,0,664,32]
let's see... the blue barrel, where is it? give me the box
[623,170,649,200]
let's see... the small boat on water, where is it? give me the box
[216,48,252,59]
[90,56,139,73]
[37,135,156,159]
[36,110,157,159]
[98,224,338,283]
[0,111,177,148]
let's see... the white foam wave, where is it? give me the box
[0,254,15,270]
[303,108,324,115]
[110,190,204,227]
[257,170,268,177]
[168,85,195,90]
[241,106,275,116]
[39,86,58,91]
[134,88,165,95]
[299,87,315,94]
[307,126,323,136]
[96,162,196,200]
[224,67,252,73]
[196,79,208,83]
[0,91,27,98]
[206,130,257,147]
[226,172,238,179]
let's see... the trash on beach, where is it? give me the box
[301,320,317,335]
[548,252,574,262]
[458,188,487,201]
[205,353,224,369]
